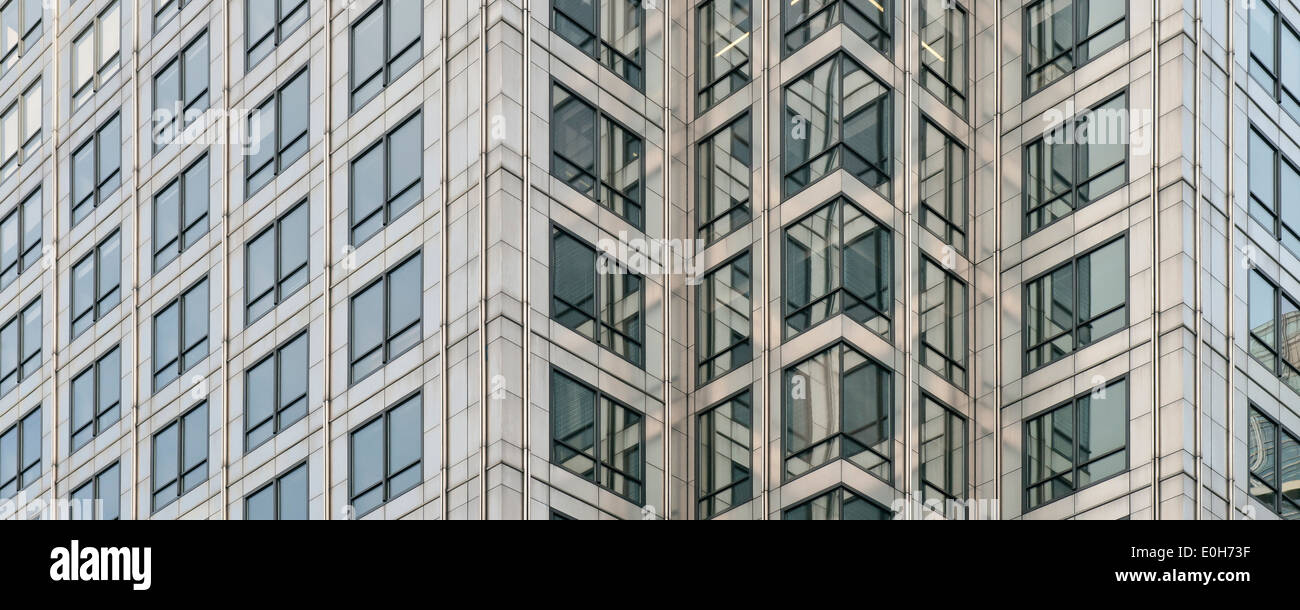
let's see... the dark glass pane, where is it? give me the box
[552,230,596,339]
[551,372,596,481]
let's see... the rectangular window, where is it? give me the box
[1248,127,1300,257]
[151,30,209,151]
[71,230,121,338]
[919,255,967,388]
[1249,1,1300,121]
[0,405,40,499]
[920,394,965,503]
[1024,378,1127,510]
[1025,92,1128,234]
[152,276,208,392]
[1247,407,1300,520]
[349,112,422,245]
[71,462,120,520]
[783,486,889,520]
[697,113,751,244]
[1248,271,1300,396]
[0,78,40,178]
[784,343,891,481]
[71,1,121,110]
[70,112,122,227]
[783,53,892,200]
[550,368,645,504]
[697,252,751,384]
[246,0,309,69]
[151,402,208,512]
[246,67,309,197]
[349,393,421,517]
[1024,236,1126,372]
[0,0,43,75]
[244,331,308,451]
[349,252,421,384]
[0,187,41,290]
[919,117,967,252]
[350,0,421,112]
[783,197,891,339]
[920,0,967,115]
[153,154,209,272]
[697,391,751,518]
[153,0,191,32]
[696,0,750,113]
[70,346,121,452]
[245,461,308,520]
[246,200,309,323]
[551,84,644,228]
[783,0,890,57]
[0,296,40,396]
[550,227,645,367]
[552,0,643,89]
[1024,0,1125,95]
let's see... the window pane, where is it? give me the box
[98,232,120,308]
[1077,239,1125,344]
[784,347,838,478]
[350,418,383,497]
[99,464,120,519]
[245,484,274,519]
[72,368,94,446]
[279,204,309,296]
[600,399,642,502]
[279,72,309,163]
[74,31,93,89]
[551,86,597,198]
[154,182,180,266]
[551,230,596,339]
[153,302,179,385]
[389,0,421,59]
[278,333,308,426]
[387,396,421,478]
[387,116,422,217]
[697,114,751,243]
[350,144,384,242]
[697,253,751,383]
[278,464,309,520]
[182,404,207,476]
[696,0,751,112]
[551,371,596,481]
[697,391,752,518]
[246,356,274,444]
[99,349,120,422]
[153,423,178,490]
[99,4,121,71]
[98,116,121,191]
[386,255,422,357]
[183,35,209,109]
[350,281,383,381]
[1077,379,1126,463]
[351,8,382,102]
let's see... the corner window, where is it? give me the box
[697,252,751,384]
[550,227,645,367]
[1248,271,1300,396]
[784,486,889,520]
[919,0,967,115]
[245,200,309,324]
[0,78,41,178]
[920,394,965,503]
[551,84,644,228]
[152,277,209,392]
[151,402,208,512]
[71,230,121,339]
[919,117,966,252]
[349,393,422,517]
[71,2,121,110]
[349,112,422,245]
[697,390,751,518]
[246,67,309,198]
[0,187,41,290]
[919,255,966,388]
[783,0,890,58]
[246,462,308,520]
[1024,92,1128,235]
[153,154,210,272]
[0,296,40,396]
[696,0,751,113]
[1247,407,1300,519]
[70,112,122,227]
[349,252,422,385]
[1024,378,1127,511]
[552,0,643,89]
[350,0,422,112]
[1247,127,1300,258]
[550,368,645,504]
[697,113,751,244]
[1024,236,1126,372]
[0,405,40,499]
[783,343,891,481]
[1249,1,1300,121]
[783,197,891,339]
[70,346,121,452]
[1024,0,1125,95]
[71,462,120,520]
[151,31,209,151]
[244,331,308,451]
[246,0,309,69]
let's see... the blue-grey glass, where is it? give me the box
[279,204,309,296]
[1281,296,1300,394]
[1281,161,1300,256]
[153,302,179,387]
[183,157,209,245]
[1248,131,1275,220]
[842,202,889,335]
[552,230,597,339]
[601,400,642,502]
[182,404,207,483]
[153,423,178,491]
[696,0,751,112]
[72,256,94,336]
[783,204,833,335]
[1077,239,1125,344]
[1026,0,1074,91]
[245,484,274,520]
[19,191,39,270]
[387,397,421,478]
[350,145,384,242]
[350,281,384,369]
[99,233,120,308]
[1248,409,1276,507]
[553,0,596,55]
[1076,95,1127,206]
[784,489,835,520]
[154,60,179,145]
[551,87,597,198]
[697,392,752,518]
[72,479,94,520]
[183,34,208,110]
[71,368,94,448]
[1281,430,1300,506]
[350,418,383,496]
[19,300,38,376]
[72,143,94,212]
[783,58,836,196]
[279,72,309,164]
[245,356,274,447]
[0,321,14,394]
[842,350,889,478]
[98,117,121,192]
[1077,380,1126,464]
[278,464,308,520]
[278,334,308,426]
[841,60,891,194]
[99,349,120,425]
[697,114,751,243]
[247,0,274,47]
[551,372,596,481]
[154,181,180,267]
[599,271,642,365]
[697,254,751,383]
[389,0,421,63]
[0,428,15,489]
[1077,0,1125,61]
[247,102,275,193]
[387,256,422,357]
[387,116,422,218]
[1026,264,1074,369]
[0,212,14,287]
[842,490,888,520]
[1248,272,1275,355]
[1026,403,1074,491]
[182,280,208,368]
[784,347,837,478]
[280,0,308,31]
[351,7,383,104]
[99,464,120,519]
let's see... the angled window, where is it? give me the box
[71,230,121,338]
[71,1,121,110]
[246,200,309,324]
[349,393,421,517]
[0,0,43,76]
[1024,0,1125,95]
[1248,271,1300,396]
[0,405,40,499]
[784,486,889,520]
[350,0,422,112]
[350,112,422,245]
[783,0,890,57]
[919,255,967,388]
[0,78,40,178]
[244,331,308,451]
[920,394,965,503]
[920,0,967,116]
[783,53,892,200]
[550,226,645,367]
[783,197,890,339]
[151,402,208,512]
[550,368,645,504]
[153,154,209,272]
[919,117,967,252]
[0,187,41,290]
[552,0,643,89]
[696,0,751,113]
[152,276,208,392]
[551,84,644,228]
[697,390,751,518]
[1025,92,1127,235]
[697,113,751,244]
[246,67,309,198]
[151,30,209,151]
[697,252,751,384]
[1247,407,1300,520]
[245,461,308,520]
[783,343,891,481]
[1248,127,1300,258]
[246,0,309,70]
[1249,1,1300,122]
[153,0,192,32]
[349,252,421,384]
[70,112,122,227]
[70,345,121,452]
[0,296,40,396]
[71,462,120,520]
[1024,236,1126,372]
[1024,377,1127,510]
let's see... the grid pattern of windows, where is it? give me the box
[697,113,751,244]
[1024,0,1125,95]
[349,0,421,112]
[0,78,40,179]
[246,67,309,197]
[1248,127,1300,258]
[783,197,890,339]
[246,0,309,69]
[0,405,40,499]
[153,154,209,272]
[919,118,966,252]
[151,402,208,512]
[919,256,967,388]
[920,394,965,503]
[349,393,422,517]
[1248,271,1300,397]
[349,112,422,245]
[1024,378,1127,510]
[550,368,645,504]
[71,230,121,338]
[349,253,421,384]
[246,462,308,520]
[71,2,121,110]
[0,187,40,290]
[71,462,120,520]
[783,0,890,58]
[152,277,208,392]
[696,0,750,113]
[0,297,40,396]
[919,0,967,116]
[1024,236,1126,372]
[697,391,751,519]
[550,227,645,367]
[70,113,122,227]
[551,84,644,228]
[1249,0,1300,122]
[152,30,209,151]
[1247,407,1300,520]
[783,486,889,520]
[244,332,308,451]
[1024,92,1128,234]
[70,346,121,452]
[783,343,891,481]
[552,0,643,89]
[246,201,309,324]
[0,0,42,75]
[697,253,751,385]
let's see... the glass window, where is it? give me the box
[246,200,309,323]
[920,395,965,505]
[919,256,967,387]
[1248,271,1300,396]
[0,79,37,177]
[153,277,209,392]
[550,227,644,366]
[1249,2,1300,121]
[244,331,309,451]
[1247,128,1300,257]
[0,405,39,499]
[350,112,422,245]
[349,393,422,517]
[245,462,309,520]
[71,462,120,520]
[350,0,421,111]
[783,0,891,57]
[70,346,121,452]
[551,84,644,228]
[1025,92,1128,234]
[919,0,967,115]
[152,30,209,151]
[0,187,41,290]
[153,154,209,272]
[697,391,751,518]
[151,402,208,512]
[153,0,192,32]
[696,0,751,112]
[1248,407,1300,519]
[71,230,121,338]
[552,0,643,89]
[246,68,310,198]
[1,297,40,395]
[783,197,891,339]
[71,2,121,110]
[784,343,891,481]
[0,0,40,73]
[349,253,422,384]
[1024,236,1126,371]
[246,0,309,69]
[550,369,644,504]
[1024,378,1127,510]
[1025,0,1125,95]
[71,113,122,227]
[697,252,751,384]
[919,117,967,252]
[784,486,889,520]
[697,113,751,244]
[783,53,892,200]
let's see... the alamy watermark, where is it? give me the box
[596,232,707,286]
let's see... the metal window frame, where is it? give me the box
[548,223,647,368]
[152,276,209,393]
[150,401,209,513]
[918,254,968,388]
[0,297,39,395]
[781,0,892,59]
[550,0,646,90]
[245,198,310,325]
[919,392,967,503]
[70,112,123,227]
[348,109,423,246]
[695,388,753,519]
[71,461,121,520]
[0,0,43,69]
[71,2,123,110]
[1246,126,1300,259]
[782,484,889,520]
[1022,377,1129,512]
[918,0,969,116]
[152,0,191,33]
[70,345,121,452]
[1248,0,1300,122]
[0,76,41,173]
[243,329,309,452]
[244,0,310,71]
[549,81,647,230]
[347,391,423,518]
[695,111,752,245]
[71,229,121,339]
[348,0,424,114]
[244,459,309,520]
[1022,0,1128,98]
[695,249,753,385]
[548,367,647,506]
[151,28,210,153]
[244,65,310,199]
[0,186,40,290]
[918,115,968,252]
[0,404,41,498]
[1246,405,1300,519]
[694,0,752,115]
[1021,233,1129,374]
[1247,270,1300,393]
[152,153,210,273]
[348,250,423,386]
